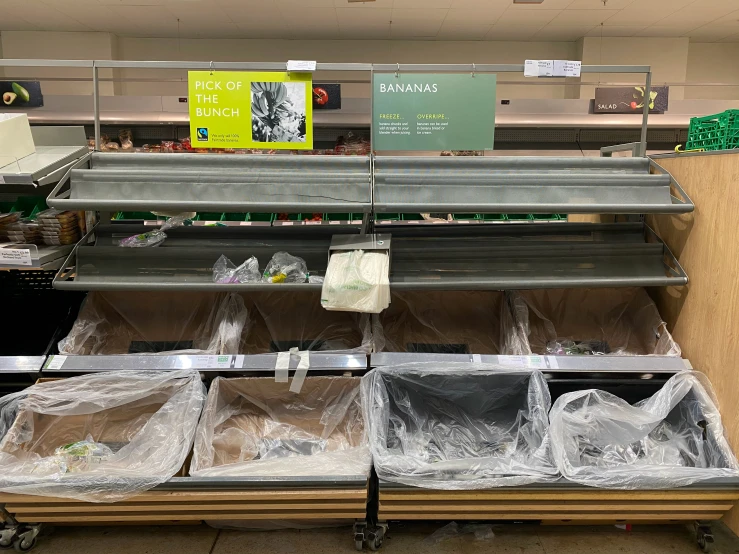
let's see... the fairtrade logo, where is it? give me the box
[196,127,209,141]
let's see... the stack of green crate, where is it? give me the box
[686,109,739,151]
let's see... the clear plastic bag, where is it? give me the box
[118,213,192,248]
[262,252,308,284]
[510,288,681,356]
[58,292,249,355]
[549,371,739,489]
[373,291,526,355]
[212,255,261,284]
[321,250,390,314]
[0,370,206,502]
[190,376,370,478]
[362,362,557,489]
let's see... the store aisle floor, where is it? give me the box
[30,521,739,554]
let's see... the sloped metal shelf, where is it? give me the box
[373,156,693,214]
[47,153,372,213]
[43,352,367,374]
[387,223,687,290]
[0,356,46,374]
[53,224,339,291]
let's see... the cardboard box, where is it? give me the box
[0,114,35,169]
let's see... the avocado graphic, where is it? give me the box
[2,92,17,105]
[11,83,30,103]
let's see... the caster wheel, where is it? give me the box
[367,532,383,551]
[355,540,364,551]
[0,531,17,550]
[697,536,713,553]
[13,537,36,553]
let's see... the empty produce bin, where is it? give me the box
[550,371,739,488]
[362,363,557,489]
[0,370,206,502]
[190,376,370,477]
[374,291,525,354]
[233,292,373,353]
[58,291,248,355]
[510,288,680,356]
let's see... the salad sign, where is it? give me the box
[372,73,496,151]
[188,71,313,149]
[594,86,669,114]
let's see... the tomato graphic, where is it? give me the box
[313,87,329,105]
[630,101,638,109]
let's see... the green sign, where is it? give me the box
[188,71,313,150]
[372,73,496,151]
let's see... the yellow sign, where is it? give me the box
[188,71,313,150]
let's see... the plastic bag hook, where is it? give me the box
[395,63,400,78]
[209,61,215,75]
[472,63,476,77]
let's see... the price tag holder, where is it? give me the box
[0,248,32,266]
[46,355,67,370]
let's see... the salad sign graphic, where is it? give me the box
[594,86,669,114]
[188,71,313,150]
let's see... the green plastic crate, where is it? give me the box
[482,214,507,222]
[246,213,274,223]
[12,197,47,220]
[401,213,424,221]
[324,213,353,222]
[452,213,482,221]
[115,212,161,221]
[507,214,534,222]
[376,213,401,222]
[195,212,225,223]
[556,214,568,221]
[686,109,739,151]
[532,214,560,221]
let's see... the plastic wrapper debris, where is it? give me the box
[549,371,739,489]
[0,370,206,502]
[212,255,261,284]
[510,288,680,356]
[190,376,370,478]
[262,252,308,283]
[118,212,191,248]
[362,362,557,489]
[58,291,249,355]
[423,522,495,544]
[321,250,390,313]
[232,292,374,354]
[373,291,526,355]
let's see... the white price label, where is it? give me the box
[554,60,582,77]
[538,60,554,77]
[287,60,317,72]
[497,355,548,369]
[472,354,482,363]
[329,220,341,225]
[239,221,252,226]
[524,60,539,77]
[46,355,67,370]
[0,248,32,266]
[194,355,232,369]
[0,176,5,184]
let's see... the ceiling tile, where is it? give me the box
[532,24,595,40]
[451,0,509,6]
[506,0,575,8]
[389,19,444,37]
[549,9,618,26]
[585,25,646,37]
[604,8,673,26]
[393,0,453,8]
[485,24,543,40]
[277,7,339,25]
[634,24,699,37]
[436,23,492,40]
[333,0,394,7]
[719,32,739,42]
[338,23,390,38]
[657,7,733,26]
[97,0,169,4]
[688,24,738,41]
[336,7,391,24]
[707,8,739,24]
[496,9,560,25]
[567,0,635,8]
[3,1,93,31]
[275,0,335,7]
[390,8,449,21]
[445,6,506,24]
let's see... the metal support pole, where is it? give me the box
[640,71,651,157]
[93,64,101,151]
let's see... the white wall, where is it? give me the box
[686,43,739,100]
[0,31,116,95]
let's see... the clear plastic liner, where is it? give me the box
[58,292,249,355]
[118,212,191,248]
[212,255,261,284]
[373,291,526,355]
[362,363,557,489]
[510,288,680,356]
[231,292,373,354]
[549,371,739,489]
[0,370,206,502]
[190,376,370,478]
[262,252,308,283]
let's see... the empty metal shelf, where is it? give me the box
[374,156,693,214]
[0,145,88,188]
[387,223,687,290]
[47,153,372,213]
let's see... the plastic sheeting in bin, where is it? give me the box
[373,291,526,355]
[510,288,680,356]
[362,363,557,489]
[549,371,739,489]
[232,292,373,354]
[58,292,250,355]
[190,376,370,478]
[0,370,206,502]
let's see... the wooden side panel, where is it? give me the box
[647,152,739,534]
